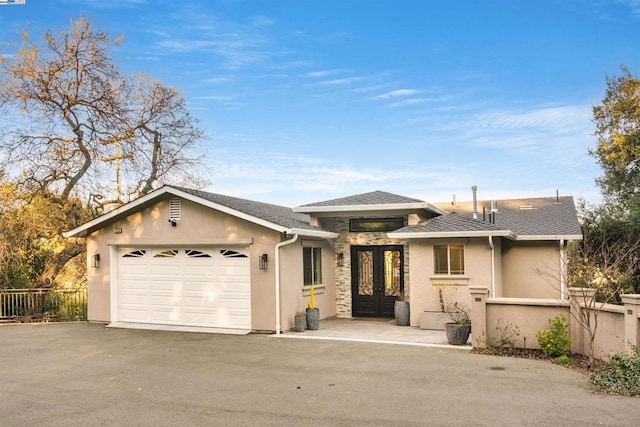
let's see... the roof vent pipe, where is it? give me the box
[471,185,478,220]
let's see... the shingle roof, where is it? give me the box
[393,212,512,234]
[390,195,582,239]
[298,190,425,207]
[170,186,325,232]
[433,196,582,237]
[63,185,337,238]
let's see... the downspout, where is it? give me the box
[275,233,299,335]
[488,235,495,297]
[559,239,566,300]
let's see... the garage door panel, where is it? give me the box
[118,246,251,329]
[148,279,182,291]
[120,308,149,322]
[183,269,216,278]
[120,294,148,306]
[149,264,182,275]
[183,311,250,328]
[149,309,182,323]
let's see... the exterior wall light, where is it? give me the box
[91,254,100,269]
[259,254,268,270]
[337,252,344,267]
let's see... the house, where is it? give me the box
[63,185,582,333]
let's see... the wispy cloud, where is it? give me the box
[371,89,420,100]
[306,69,345,78]
[203,76,234,84]
[389,98,426,107]
[312,77,366,86]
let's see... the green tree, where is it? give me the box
[586,66,640,294]
[592,66,640,210]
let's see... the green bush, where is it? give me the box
[554,355,570,365]
[590,346,640,395]
[536,314,571,357]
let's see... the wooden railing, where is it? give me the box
[0,288,87,322]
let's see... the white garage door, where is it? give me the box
[117,247,251,330]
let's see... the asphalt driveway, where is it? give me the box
[0,323,638,426]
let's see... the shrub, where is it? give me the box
[554,355,570,365]
[590,346,640,396]
[536,314,571,357]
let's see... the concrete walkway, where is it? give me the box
[276,317,472,349]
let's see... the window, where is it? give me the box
[153,250,178,258]
[122,249,146,258]
[434,244,465,275]
[303,247,322,286]
[349,217,404,232]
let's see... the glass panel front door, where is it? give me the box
[351,245,404,317]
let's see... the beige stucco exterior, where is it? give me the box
[73,188,576,335]
[501,240,562,298]
[84,196,336,332]
[407,237,565,327]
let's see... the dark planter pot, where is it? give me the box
[294,315,306,332]
[445,323,471,345]
[394,301,410,326]
[306,308,320,330]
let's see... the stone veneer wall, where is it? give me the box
[330,217,410,318]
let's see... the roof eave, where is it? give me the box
[387,230,517,240]
[515,234,583,241]
[288,228,339,239]
[63,186,301,238]
[293,202,445,215]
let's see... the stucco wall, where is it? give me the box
[86,197,282,331]
[408,237,493,327]
[486,300,569,349]
[479,296,631,361]
[502,240,561,298]
[278,238,336,331]
[591,305,625,360]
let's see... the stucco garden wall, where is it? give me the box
[470,287,640,361]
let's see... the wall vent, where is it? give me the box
[169,198,181,221]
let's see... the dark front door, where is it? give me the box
[351,245,404,318]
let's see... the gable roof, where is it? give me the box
[293,190,447,215]
[389,195,582,241]
[63,185,338,239]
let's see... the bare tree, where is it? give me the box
[0,18,205,286]
[567,233,640,367]
[537,232,640,367]
[0,17,204,212]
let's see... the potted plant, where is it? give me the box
[394,291,410,326]
[444,302,471,345]
[306,285,320,330]
[294,312,306,332]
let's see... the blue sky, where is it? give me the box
[1,1,640,206]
